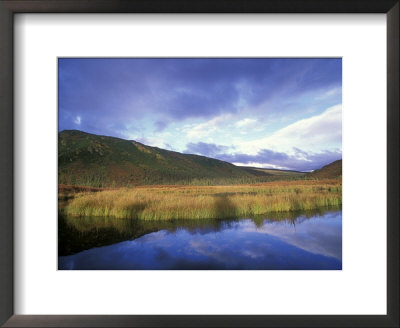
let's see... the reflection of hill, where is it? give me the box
[59,216,227,256]
[58,205,341,256]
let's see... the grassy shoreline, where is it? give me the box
[60,179,342,221]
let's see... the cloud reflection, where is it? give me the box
[59,211,342,270]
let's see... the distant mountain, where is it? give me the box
[307,160,342,179]
[239,166,305,177]
[58,130,255,187]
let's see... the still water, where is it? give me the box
[58,208,342,270]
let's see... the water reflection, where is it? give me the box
[59,207,342,270]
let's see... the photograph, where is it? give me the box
[58,58,342,270]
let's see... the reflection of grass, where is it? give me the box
[59,206,341,256]
[59,215,228,256]
[62,179,342,220]
[61,215,225,234]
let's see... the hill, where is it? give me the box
[307,160,342,179]
[58,130,256,187]
[59,130,341,187]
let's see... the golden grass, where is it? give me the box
[62,179,342,220]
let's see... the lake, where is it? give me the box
[58,207,342,270]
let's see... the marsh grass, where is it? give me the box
[62,179,342,220]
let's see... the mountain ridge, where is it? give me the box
[59,129,255,187]
[58,130,340,187]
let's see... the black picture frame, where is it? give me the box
[0,0,398,327]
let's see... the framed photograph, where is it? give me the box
[0,0,398,327]
[57,57,343,271]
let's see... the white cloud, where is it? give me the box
[315,87,342,100]
[235,118,257,128]
[184,114,232,139]
[74,116,81,125]
[238,104,342,155]
[232,162,289,170]
[137,136,167,148]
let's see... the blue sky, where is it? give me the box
[58,58,342,171]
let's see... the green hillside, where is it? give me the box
[59,130,341,187]
[307,160,342,179]
[58,130,256,187]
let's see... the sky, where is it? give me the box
[58,58,342,171]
